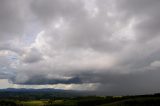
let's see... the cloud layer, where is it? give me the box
[1,0,160,95]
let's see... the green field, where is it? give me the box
[19,100,46,106]
[17,100,76,106]
[12,97,160,106]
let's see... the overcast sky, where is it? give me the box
[1,0,160,95]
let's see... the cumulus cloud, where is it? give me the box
[21,47,43,63]
[0,0,160,95]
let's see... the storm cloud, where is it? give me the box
[0,0,160,95]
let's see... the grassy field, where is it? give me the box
[18,97,160,106]
[19,100,47,106]
[18,100,76,106]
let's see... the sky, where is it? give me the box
[0,0,160,95]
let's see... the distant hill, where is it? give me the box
[0,88,64,92]
[0,88,90,100]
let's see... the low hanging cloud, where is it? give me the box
[0,0,160,95]
[12,75,82,85]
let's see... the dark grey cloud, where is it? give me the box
[1,0,160,95]
[74,68,160,95]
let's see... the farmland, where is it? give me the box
[1,89,160,106]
